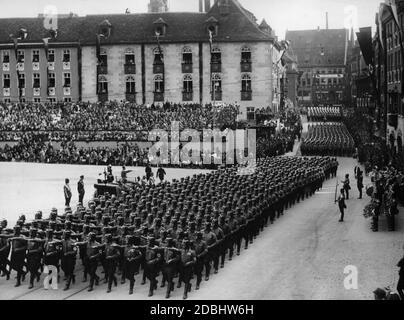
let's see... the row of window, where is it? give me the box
[98,46,253,68]
[301,78,344,86]
[1,73,71,88]
[96,73,253,95]
[2,98,72,103]
[1,49,71,64]
[387,50,402,71]
[387,69,402,84]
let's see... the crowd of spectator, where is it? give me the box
[0,102,240,135]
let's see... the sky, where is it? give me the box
[0,0,383,39]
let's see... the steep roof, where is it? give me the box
[285,29,348,67]
[0,0,272,45]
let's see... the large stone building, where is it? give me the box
[0,0,285,120]
[286,27,351,107]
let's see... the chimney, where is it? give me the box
[326,12,329,30]
[205,0,211,12]
[199,0,203,12]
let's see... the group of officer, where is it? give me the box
[0,156,338,299]
[301,123,355,157]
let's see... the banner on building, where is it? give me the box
[356,27,374,67]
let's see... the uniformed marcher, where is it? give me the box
[161,238,180,298]
[144,237,162,297]
[193,231,208,290]
[61,230,77,290]
[121,235,143,294]
[9,226,27,287]
[26,228,43,289]
[104,234,120,293]
[180,240,196,300]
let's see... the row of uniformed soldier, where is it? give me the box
[0,156,338,299]
[301,123,355,157]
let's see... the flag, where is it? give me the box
[387,0,400,29]
[155,31,163,61]
[209,30,213,52]
[96,34,102,64]
[13,38,18,62]
[355,27,373,67]
[378,4,387,50]
[42,38,49,61]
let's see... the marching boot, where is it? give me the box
[29,273,35,289]
[148,281,154,297]
[196,281,201,290]
[15,273,22,287]
[95,275,100,286]
[64,276,71,291]
[177,281,182,288]
[165,285,171,299]
[141,272,146,285]
[129,280,134,295]
[107,285,112,293]
[188,283,192,293]
[114,276,118,287]
[72,275,76,285]
[183,284,188,300]
[121,276,126,285]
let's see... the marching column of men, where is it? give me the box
[0,156,338,299]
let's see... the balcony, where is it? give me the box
[154,92,164,102]
[124,64,136,74]
[63,87,71,96]
[48,87,56,96]
[32,62,40,71]
[98,93,108,102]
[240,61,252,72]
[153,62,164,74]
[97,65,108,75]
[182,63,193,73]
[182,91,193,101]
[211,90,222,101]
[3,88,10,97]
[388,113,398,128]
[17,63,24,71]
[33,88,41,96]
[2,63,9,71]
[48,62,55,70]
[125,93,136,102]
[241,90,252,101]
[63,62,70,70]
[211,62,222,73]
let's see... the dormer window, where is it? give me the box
[154,18,167,37]
[205,16,219,37]
[99,19,112,38]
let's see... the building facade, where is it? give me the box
[376,0,404,153]
[286,28,351,107]
[0,0,283,120]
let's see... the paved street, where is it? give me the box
[1,157,402,300]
